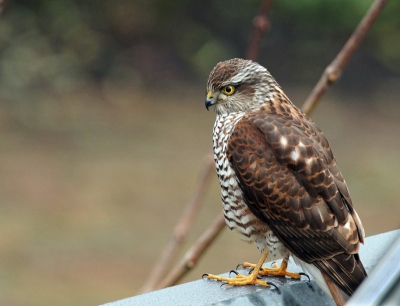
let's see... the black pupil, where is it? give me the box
[226,87,231,93]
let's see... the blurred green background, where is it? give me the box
[0,0,399,305]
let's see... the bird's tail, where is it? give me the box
[314,253,367,305]
[315,253,367,295]
[295,253,367,306]
[321,272,349,306]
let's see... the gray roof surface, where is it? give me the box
[101,229,400,306]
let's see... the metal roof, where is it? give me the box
[102,229,400,306]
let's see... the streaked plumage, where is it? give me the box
[205,58,366,303]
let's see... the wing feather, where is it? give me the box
[227,103,366,295]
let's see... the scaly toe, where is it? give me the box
[204,273,271,287]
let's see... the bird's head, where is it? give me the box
[205,58,281,115]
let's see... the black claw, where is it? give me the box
[202,273,209,279]
[229,270,239,277]
[248,268,255,274]
[299,272,311,282]
[267,282,281,294]
[271,261,277,267]
[220,282,228,288]
[236,262,244,269]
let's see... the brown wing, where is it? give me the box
[227,103,366,295]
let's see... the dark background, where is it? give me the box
[0,1,399,305]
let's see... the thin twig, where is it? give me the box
[246,0,273,61]
[155,0,390,290]
[157,213,226,289]
[139,154,215,294]
[302,0,389,115]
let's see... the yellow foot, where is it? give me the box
[241,260,301,279]
[203,272,271,287]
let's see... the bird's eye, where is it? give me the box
[222,85,235,96]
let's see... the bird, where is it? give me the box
[203,58,366,305]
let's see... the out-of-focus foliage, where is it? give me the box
[1,0,399,97]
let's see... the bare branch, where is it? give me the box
[156,214,226,289]
[139,154,215,294]
[301,0,390,115]
[246,0,273,61]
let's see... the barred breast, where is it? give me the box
[213,113,289,260]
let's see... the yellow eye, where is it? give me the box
[222,85,235,96]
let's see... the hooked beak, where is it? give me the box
[205,91,215,111]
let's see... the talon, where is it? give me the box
[257,259,301,279]
[202,273,209,279]
[201,249,278,287]
[236,262,244,269]
[299,272,311,282]
[200,271,271,287]
[267,282,280,294]
[229,270,239,277]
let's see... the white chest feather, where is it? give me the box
[212,113,289,260]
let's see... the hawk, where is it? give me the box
[204,58,366,305]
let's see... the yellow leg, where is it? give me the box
[242,257,301,279]
[204,248,271,286]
